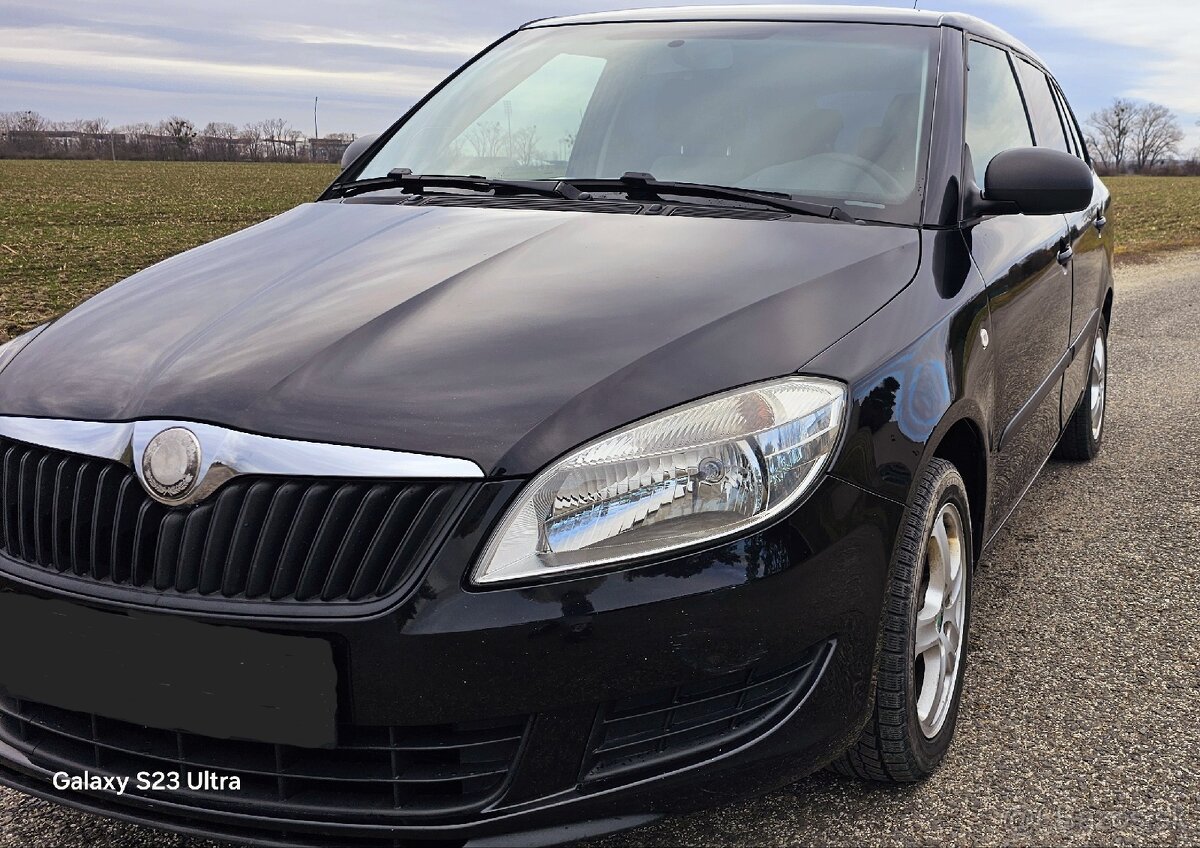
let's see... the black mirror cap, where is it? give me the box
[983,147,1094,216]
[340,134,379,171]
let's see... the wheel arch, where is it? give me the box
[926,411,988,562]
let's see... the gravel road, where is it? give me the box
[2,251,1198,847]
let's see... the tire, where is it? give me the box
[1054,316,1108,461]
[833,458,973,783]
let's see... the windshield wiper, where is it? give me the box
[331,169,589,202]
[564,172,856,222]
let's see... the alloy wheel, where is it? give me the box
[1090,332,1107,441]
[914,502,967,738]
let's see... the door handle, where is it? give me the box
[1094,215,1108,237]
[1057,245,1074,269]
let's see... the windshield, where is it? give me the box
[354,22,939,222]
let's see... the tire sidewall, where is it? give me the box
[905,468,974,771]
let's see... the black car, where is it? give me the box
[0,5,1112,846]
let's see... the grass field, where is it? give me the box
[0,160,338,339]
[1,161,1195,341]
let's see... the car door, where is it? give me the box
[1049,78,1111,420]
[962,39,1074,527]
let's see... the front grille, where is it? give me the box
[586,641,831,779]
[0,436,471,606]
[0,694,527,822]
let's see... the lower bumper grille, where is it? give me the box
[586,641,831,779]
[0,694,527,822]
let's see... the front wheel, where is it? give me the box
[833,458,973,782]
[1054,316,1109,461]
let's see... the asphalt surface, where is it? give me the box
[2,251,1198,847]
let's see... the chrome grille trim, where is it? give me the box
[0,417,483,506]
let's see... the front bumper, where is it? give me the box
[0,476,903,846]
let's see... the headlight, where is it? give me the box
[0,325,47,375]
[473,376,846,585]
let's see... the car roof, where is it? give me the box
[522,5,1041,65]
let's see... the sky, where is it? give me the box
[1,0,1197,150]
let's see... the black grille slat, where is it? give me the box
[174,503,212,593]
[70,462,101,577]
[294,484,364,601]
[108,475,140,584]
[88,465,122,581]
[198,484,247,595]
[0,695,527,819]
[270,483,337,601]
[373,485,455,599]
[319,485,395,602]
[1,447,19,554]
[244,482,304,599]
[129,499,164,587]
[219,480,275,598]
[31,454,55,566]
[153,512,186,591]
[0,435,466,607]
[51,456,80,573]
[16,450,36,563]
[347,488,426,602]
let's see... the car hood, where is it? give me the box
[0,201,918,475]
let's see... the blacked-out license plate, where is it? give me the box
[0,592,336,748]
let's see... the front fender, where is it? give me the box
[805,230,994,512]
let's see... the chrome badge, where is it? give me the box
[141,427,202,501]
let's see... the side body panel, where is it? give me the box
[965,212,1072,527]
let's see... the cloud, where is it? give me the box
[0,0,1195,149]
[0,26,450,100]
[983,0,1200,145]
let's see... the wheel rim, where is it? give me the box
[1090,332,1107,442]
[914,502,967,739]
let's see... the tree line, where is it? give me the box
[1085,99,1195,175]
[0,111,355,162]
[4,100,1198,175]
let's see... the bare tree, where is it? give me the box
[284,126,304,157]
[1130,103,1184,173]
[465,121,505,159]
[201,121,239,160]
[510,125,541,167]
[239,122,264,159]
[258,118,291,159]
[0,110,49,132]
[1087,98,1138,172]
[160,116,197,157]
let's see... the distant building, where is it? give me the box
[307,137,351,163]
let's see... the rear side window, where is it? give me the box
[965,41,1032,186]
[1015,59,1069,153]
[1051,84,1089,162]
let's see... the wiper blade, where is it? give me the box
[565,172,855,221]
[331,169,590,201]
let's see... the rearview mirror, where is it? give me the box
[340,134,379,171]
[982,148,1094,216]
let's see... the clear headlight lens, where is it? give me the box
[473,376,846,585]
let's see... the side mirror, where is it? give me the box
[981,147,1094,216]
[340,134,379,171]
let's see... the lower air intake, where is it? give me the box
[586,640,832,779]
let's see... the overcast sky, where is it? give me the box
[2,0,1197,149]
